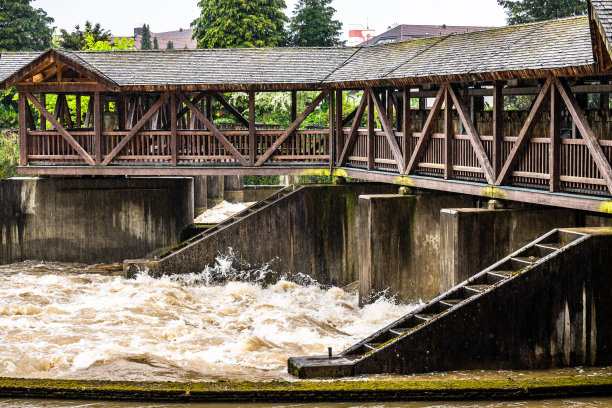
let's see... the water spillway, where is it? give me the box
[0,260,416,382]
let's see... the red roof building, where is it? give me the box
[361,24,492,46]
[133,27,197,50]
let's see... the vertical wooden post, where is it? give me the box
[386,90,394,126]
[444,87,453,180]
[329,91,335,169]
[94,91,102,165]
[367,88,375,171]
[493,81,503,180]
[335,89,343,166]
[550,84,561,192]
[18,92,28,166]
[40,94,46,130]
[119,93,126,130]
[76,94,82,129]
[206,95,212,121]
[402,86,411,170]
[171,92,177,167]
[249,91,256,165]
[291,90,297,123]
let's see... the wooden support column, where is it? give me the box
[550,85,561,192]
[402,86,411,169]
[493,81,503,180]
[329,91,335,168]
[386,90,393,124]
[94,92,102,165]
[335,89,343,166]
[119,93,126,130]
[601,80,610,109]
[291,90,297,123]
[40,94,46,130]
[249,91,256,165]
[205,95,212,121]
[76,94,82,128]
[18,93,27,166]
[444,87,453,180]
[367,88,375,171]
[171,92,177,167]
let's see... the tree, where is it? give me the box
[191,0,287,48]
[153,37,159,50]
[59,21,111,50]
[289,0,344,47]
[84,34,136,51]
[166,41,174,50]
[140,24,152,50]
[0,0,54,51]
[497,0,587,25]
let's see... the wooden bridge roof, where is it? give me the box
[0,12,606,91]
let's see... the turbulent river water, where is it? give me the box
[0,259,417,382]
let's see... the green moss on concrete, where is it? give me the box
[1,375,611,402]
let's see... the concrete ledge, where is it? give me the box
[1,376,611,402]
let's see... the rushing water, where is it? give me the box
[0,259,417,382]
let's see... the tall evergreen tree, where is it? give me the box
[153,37,159,50]
[0,0,54,51]
[166,41,174,50]
[140,24,152,50]
[191,0,287,48]
[59,21,111,51]
[497,0,587,25]
[289,0,344,47]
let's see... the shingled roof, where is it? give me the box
[0,12,604,91]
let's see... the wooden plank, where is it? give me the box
[549,86,561,192]
[493,81,503,179]
[84,96,94,129]
[76,95,82,128]
[205,95,212,121]
[176,92,206,123]
[18,83,109,93]
[554,76,612,195]
[444,87,452,180]
[405,85,446,175]
[249,91,256,164]
[19,93,28,165]
[341,106,358,127]
[335,90,343,163]
[25,92,95,166]
[25,100,36,131]
[94,92,102,164]
[448,84,495,184]
[40,94,46,130]
[402,87,411,170]
[329,91,335,168]
[496,78,552,186]
[255,91,328,166]
[177,91,249,166]
[367,88,375,171]
[171,92,177,167]
[212,92,249,128]
[291,91,297,123]
[102,92,171,166]
[338,92,368,166]
[370,88,405,173]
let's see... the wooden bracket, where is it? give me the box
[370,88,405,173]
[337,91,368,167]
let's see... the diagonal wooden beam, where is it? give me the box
[405,85,447,175]
[370,88,405,173]
[448,84,495,184]
[341,105,358,127]
[255,90,328,167]
[101,92,171,166]
[337,91,368,167]
[554,77,612,195]
[177,92,207,123]
[176,91,249,166]
[25,92,95,166]
[212,92,250,128]
[496,78,552,186]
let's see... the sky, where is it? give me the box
[32,0,508,39]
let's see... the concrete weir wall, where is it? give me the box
[132,184,396,285]
[0,177,193,264]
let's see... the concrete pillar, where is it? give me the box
[206,175,224,206]
[358,193,475,305]
[439,207,578,293]
[224,175,244,191]
[193,176,207,215]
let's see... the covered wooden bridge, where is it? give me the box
[3,0,612,213]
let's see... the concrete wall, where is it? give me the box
[130,184,396,286]
[0,177,193,264]
[206,175,224,206]
[358,193,475,304]
[439,207,578,292]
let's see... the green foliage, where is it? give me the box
[166,41,174,50]
[84,34,136,51]
[0,0,54,51]
[289,0,344,47]
[497,0,587,25]
[504,94,535,110]
[191,0,288,48]
[0,88,17,129]
[59,21,111,50]
[243,175,280,185]
[0,130,19,178]
[153,37,159,50]
[140,24,152,50]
